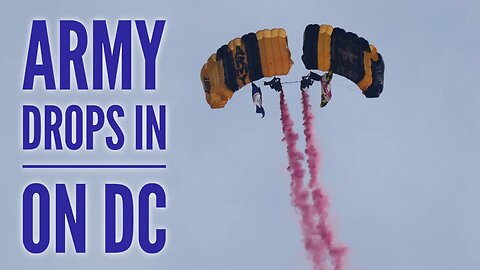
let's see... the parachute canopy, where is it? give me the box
[201,28,293,109]
[302,24,384,98]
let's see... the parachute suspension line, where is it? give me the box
[300,79,347,270]
[334,80,361,93]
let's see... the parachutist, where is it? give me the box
[264,77,283,92]
[299,71,334,108]
[300,75,314,90]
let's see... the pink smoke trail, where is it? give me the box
[279,91,327,270]
[301,87,348,270]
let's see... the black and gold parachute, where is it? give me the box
[201,29,293,109]
[302,24,384,98]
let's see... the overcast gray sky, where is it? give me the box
[1,0,479,269]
